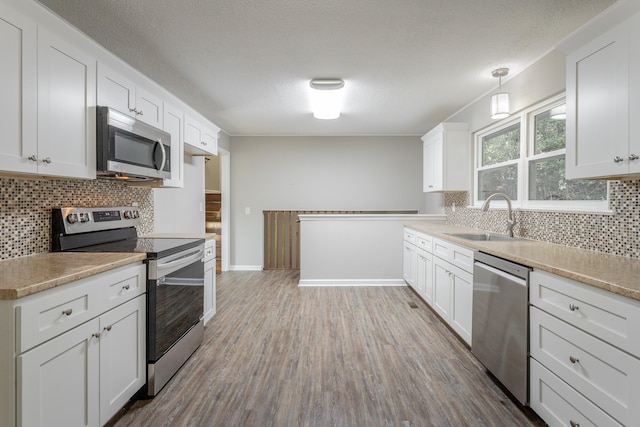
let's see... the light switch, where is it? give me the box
[245,207,251,215]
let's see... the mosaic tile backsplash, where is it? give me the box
[1,177,153,260]
[445,179,640,258]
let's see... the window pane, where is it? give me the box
[529,155,607,200]
[534,109,565,154]
[481,123,520,166]
[478,164,518,201]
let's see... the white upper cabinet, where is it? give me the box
[422,122,470,192]
[97,63,163,128]
[37,25,96,179]
[0,3,37,174]
[561,4,640,179]
[184,114,219,156]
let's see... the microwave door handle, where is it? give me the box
[156,138,167,172]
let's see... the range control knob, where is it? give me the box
[123,211,132,219]
[132,210,139,219]
[66,213,79,224]
[79,213,90,223]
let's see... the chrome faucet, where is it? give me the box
[481,193,515,237]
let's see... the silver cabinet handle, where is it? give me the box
[129,107,137,114]
[569,356,580,364]
[28,155,38,162]
[103,325,112,332]
[613,156,625,163]
[62,308,72,316]
[92,332,101,339]
[630,154,639,161]
[42,157,52,164]
[123,284,131,291]
[570,421,580,427]
[569,304,579,311]
[137,110,143,116]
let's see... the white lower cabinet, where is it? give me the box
[203,239,217,325]
[0,262,146,427]
[529,270,640,427]
[402,228,473,345]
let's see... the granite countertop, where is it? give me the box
[405,222,640,302]
[0,252,146,300]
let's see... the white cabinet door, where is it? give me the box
[99,296,146,425]
[422,132,441,191]
[450,265,473,345]
[37,26,96,179]
[135,86,163,128]
[432,256,451,322]
[97,63,135,116]
[416,250,433,306]
[0,4,37,174]
[402,241,417,288]
[18,318,100,427]
[184,115,218,156]
[162,102,185,187]
[203,258,216,325]
[565,19,630,179]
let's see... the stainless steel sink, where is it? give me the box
[444,232,525,242]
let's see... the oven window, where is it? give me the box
[149,259,204,361]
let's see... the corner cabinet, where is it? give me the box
[0,262,146,427]
[422,122,470,192]
[562,8,640,179]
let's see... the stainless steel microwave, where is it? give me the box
[96,106,171,182]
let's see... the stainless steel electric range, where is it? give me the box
[52,206,205,396]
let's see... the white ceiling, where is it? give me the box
[36,0,616,136]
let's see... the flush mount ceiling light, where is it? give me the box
[309,78,345,120]
[490,68,510,120]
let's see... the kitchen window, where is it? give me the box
[474,94,609,211]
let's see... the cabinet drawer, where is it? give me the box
[415,233,432,252]
[16,277,100,353]
[105,264,146,309]
[432,237,474,273]
[530,270,640,356]
[531,307,640,425]
[530,358,623,427]
[403,227,417,244]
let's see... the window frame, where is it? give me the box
[473,94,610,212]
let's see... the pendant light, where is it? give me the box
[309,78,345,120]
[490,68,510,119]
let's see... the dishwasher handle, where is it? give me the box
[474,261,527,287]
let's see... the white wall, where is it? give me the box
[229,135,425,269]
[153,154,205,233]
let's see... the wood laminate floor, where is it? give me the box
[109,270,542,427]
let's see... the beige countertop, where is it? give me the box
[405,222,640,302]
[0,252,146,300]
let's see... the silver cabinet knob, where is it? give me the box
[569,356,579,364]
[613,156,625,163]
[42,157,52,164]
[103,325,112,332]
[28,155,38,162]
[630,154,639,161]
[570,421,580,427]
[92,332,101,339]
[569,304,579,311]
[62,308,72,316]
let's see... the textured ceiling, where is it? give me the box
[36,0,616,136]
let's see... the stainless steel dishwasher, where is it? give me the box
[472,252,532,405]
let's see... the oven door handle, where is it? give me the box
[156,247,204,277]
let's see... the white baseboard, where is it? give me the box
[298,279,407,287]
[230,265,263,271]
